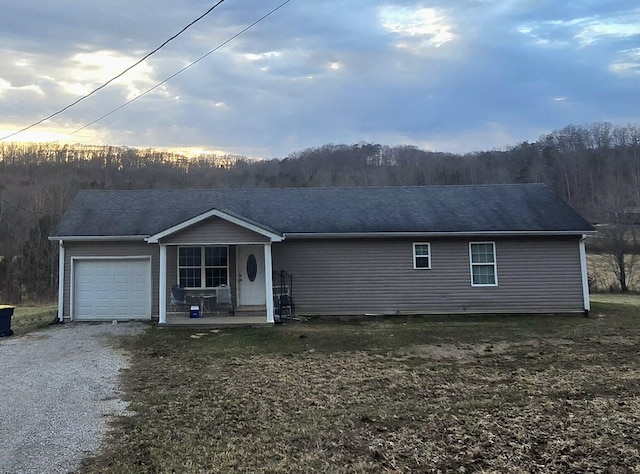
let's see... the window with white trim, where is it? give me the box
[178,246,228,288]
[469,242,497,286]
[413,242,431,269]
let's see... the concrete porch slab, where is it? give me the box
[162,313,272,328]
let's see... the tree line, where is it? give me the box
[1,121,639,303]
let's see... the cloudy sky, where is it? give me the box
[1,0,639,158]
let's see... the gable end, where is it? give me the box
[146,209,283,243]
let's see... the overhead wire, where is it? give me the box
[1,199,58,216]
[0,0,227,141]
[70,0,293,136]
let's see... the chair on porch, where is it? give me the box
[214,285,234,315]
[170,285,189,312]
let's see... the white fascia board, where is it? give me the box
[146,209,283,243]
[284,230,595,239]
[158,241,273,246]
[48,235,149,242]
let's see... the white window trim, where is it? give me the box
[177,245,230,289]
[413,242,431,270]
[469,242,498,287]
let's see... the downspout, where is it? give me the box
[57,240,65,322]
[579,235,590,317]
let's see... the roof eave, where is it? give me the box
[48,235,149,242]
[283,230,596,239]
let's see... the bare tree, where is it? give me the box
[588,186,640,292]
[594,224,639,292]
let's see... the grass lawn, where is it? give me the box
[4,304,57,336]
[80,302,640,473]
[591,292,640,306]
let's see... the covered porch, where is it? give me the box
[147,208,284,326]
[158,242,276,325]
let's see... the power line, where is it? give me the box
[70,0,293,136]
[1,199,59,217]
[0,0,227,141]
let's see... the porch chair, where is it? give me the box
[215,285,234,315]
[170,285,189,312]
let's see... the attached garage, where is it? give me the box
[72,258,151,321]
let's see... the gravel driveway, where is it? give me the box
[0,322,146,474]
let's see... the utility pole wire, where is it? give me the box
[0,0,226,141]
[1,199,59,216]
[71,0,292,136]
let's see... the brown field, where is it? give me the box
[588,253,640,292]
[79,302,640,473]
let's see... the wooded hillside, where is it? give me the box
[1,121,639,302]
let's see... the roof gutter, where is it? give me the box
[48,235,149,242]
[48,229,596,242]
[283,230,596,239]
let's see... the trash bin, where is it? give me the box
[190,305,200,318]
[0,305,15,337]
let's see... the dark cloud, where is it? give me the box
[0,0,638,156]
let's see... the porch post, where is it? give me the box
[264,243,274,323]
[159,244,167,324]
[57,240,65,322]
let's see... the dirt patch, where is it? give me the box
[392,338,582,361]
[392,341,514,361]
[594,335,640,345]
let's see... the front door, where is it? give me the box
[237,245,266,306]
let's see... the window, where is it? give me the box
[178,246,228,288]
[413,242,431,269]
[178,247,201,288]
[469,242,497,286]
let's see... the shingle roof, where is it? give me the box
[50,184,594,238]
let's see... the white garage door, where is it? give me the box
[73,259,151,321]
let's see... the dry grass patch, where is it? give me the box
[6,304,57,335]
[591,292,640,306]
[587,253,640,292]
[80,308,640,473]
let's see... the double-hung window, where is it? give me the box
[469,242,497,286]
[178,246,228,288]
[413,243,431,269]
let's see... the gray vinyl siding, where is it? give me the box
[165,245,238,309]
[271,236,584,315]
[161,217,269,244]
[62,241,159,320]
